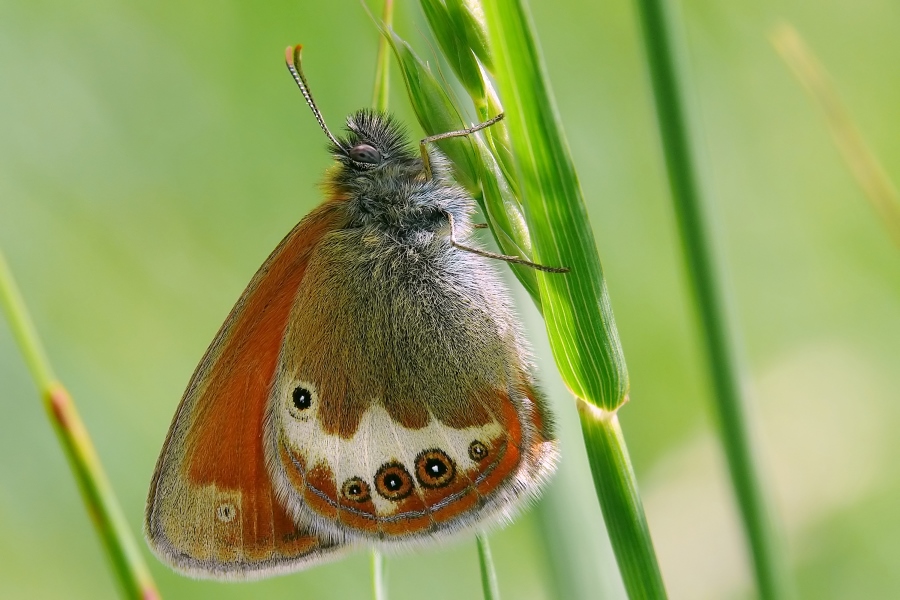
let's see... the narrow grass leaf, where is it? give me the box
[476,534,501,600]
[371,550,387,600]
[481,0,628,411]
[446,0,493,71]
[377,24,479,192]
[772,22,900,248]
[633,0,793,597]
[0,251,159,600]
[420,0,486,105]
[476,140,541,300]
[370,0,394,113]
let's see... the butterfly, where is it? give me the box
[144,45,562,580]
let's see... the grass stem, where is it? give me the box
[476,533,501,600]
[371,0,395,113]
[772,22,900,249]
[578,401,666,598]
[632,1,794,597]
[371,550,387,600]
[0,250,159,600]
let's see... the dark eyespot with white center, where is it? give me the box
[287,383,316,419]
[349,143,382,165]
[293,387,311,410]
[341,477,371,503]
[415,448,455,489]
[468,440,488,462]
[374,462,414,501]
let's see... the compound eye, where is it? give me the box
[349,143,382,165]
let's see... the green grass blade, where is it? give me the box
[632,0,794,598]
[371,550,387,600]
[480,1,666,597]
[371,0,395,113]
[0,254,56,389]
[476,534,501,600]
[481,0,627,413]
[420,0,486,106]
[476,140,541,300]
[0,250,160,600]
[446,0,493,70]
[578,403,667,598]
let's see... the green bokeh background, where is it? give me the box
[2,0,899,598]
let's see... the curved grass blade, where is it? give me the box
[480,0,666,597]
[476,533,501,600]
[371,0,395,113]
[773,22,900,249]
[632,0,793,597]
[420,0,486,108]
[0,250,160,600]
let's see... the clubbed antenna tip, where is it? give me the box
[284,44,344,150]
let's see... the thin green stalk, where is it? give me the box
[476,534,500,600]
[632,1,793,598]
[578,402,666,598]
[0,250,159,600]
[480,0,667,597]
[772,22,900,249]
[371,550,387,600]
[371,0,394,112]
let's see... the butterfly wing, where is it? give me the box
[145,199,351,579]
[264,228,558,546]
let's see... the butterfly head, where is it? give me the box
[331,110,418,173]
[284,47,465,237]
[326,110,466,236]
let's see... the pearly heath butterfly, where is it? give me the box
[144,45,562,579]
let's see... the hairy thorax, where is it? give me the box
[327,158,473,245]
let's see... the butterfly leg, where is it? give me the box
[445,212,569,274]
[419,114,506,180]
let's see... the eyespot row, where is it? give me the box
[341,441,489,503]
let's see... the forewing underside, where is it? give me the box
[145,200,350,579]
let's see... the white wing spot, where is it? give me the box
[215,502,236,523]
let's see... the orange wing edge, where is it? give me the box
[144,200,351,579]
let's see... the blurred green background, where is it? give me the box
[2,0,899,598]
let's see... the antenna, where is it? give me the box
[284,45,343,150]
